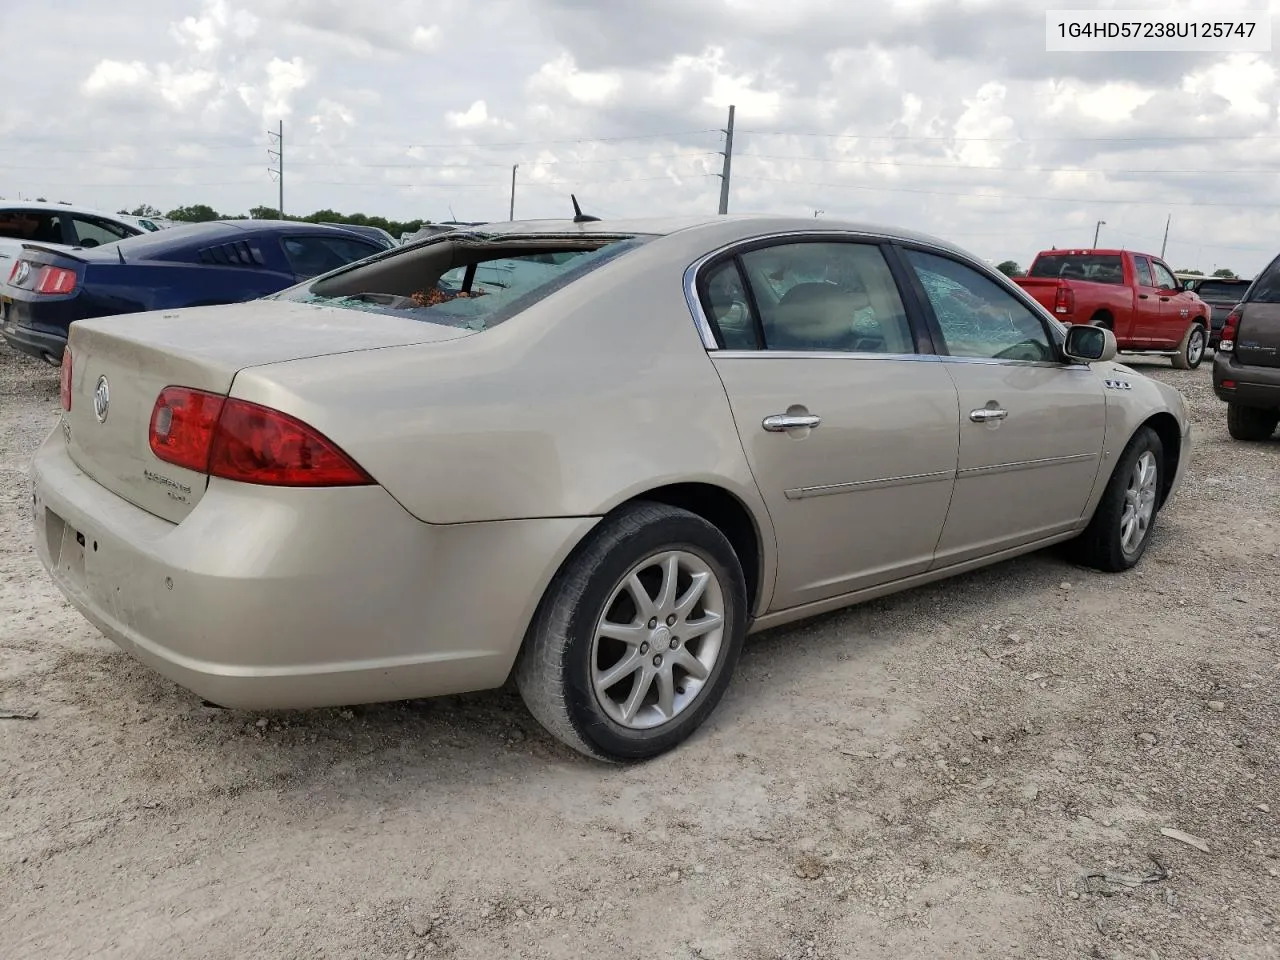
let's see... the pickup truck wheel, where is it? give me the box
[1226,403,1280,441]
[1172,324,1206,370]
[1069,426,1164,572]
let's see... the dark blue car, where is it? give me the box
[0,219,387,365]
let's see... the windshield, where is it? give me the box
[274,235,650,332]
[1028,254,1125,284]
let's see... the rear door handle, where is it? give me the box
[763,413,822,432]
[969,408,1008,423]
[1138,294,1149,299]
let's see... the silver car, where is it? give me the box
[31,215,1191,761]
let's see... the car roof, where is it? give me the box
[455,214,981,259]
[0,199,133,221]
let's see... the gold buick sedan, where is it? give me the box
[32,215,1191,761]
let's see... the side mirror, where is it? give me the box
[1063,324,1117,364]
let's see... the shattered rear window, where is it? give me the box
[274,235,649,331]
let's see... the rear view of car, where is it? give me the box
[1212,253,1280,440]
[1187,276,1252,348]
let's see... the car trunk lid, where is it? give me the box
[1235,301,1280,368]
[64,299,476,523]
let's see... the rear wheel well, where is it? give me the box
[620,483,763,613]
[1089,311,1113,329]
[1141,412,1182,507]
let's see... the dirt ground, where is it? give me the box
[1,343,1276,960]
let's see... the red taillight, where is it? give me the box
[34,265,77,295]
[1054,284,1075,316]
[149,387,226,473]
[60,347,73,411]
[1220,306,1242,352]
[148,387,373,487]
[7,260,20,284]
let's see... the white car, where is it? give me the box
[1,203,145,334]
[1,201,144,280]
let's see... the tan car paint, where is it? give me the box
[36,215,1191,711]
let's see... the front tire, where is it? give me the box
[515,502,748,762]
[1172,324,1206,370]
[1070,426,1164,572]
[1226,403,1280,441]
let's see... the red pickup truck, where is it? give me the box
[1014,249,1210,369]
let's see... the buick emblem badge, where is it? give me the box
[93,375,110,424]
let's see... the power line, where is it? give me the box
[738,130,1280,143]
[733,175,1280,209]
[736,153,1280,175]
[0,152,718,173]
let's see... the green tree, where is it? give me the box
[1212,267,1237,279]
[165,204,223,222]
[1176,268,1203,275]
[130,204,162,218]
[995,260,1024,278]
[249,205,281,220]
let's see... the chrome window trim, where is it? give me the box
[682,228,1070,358]
[682,228,918,353]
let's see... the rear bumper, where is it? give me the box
[1213,352,1280,408]
[31,427,596,710]
[0,311,65,363]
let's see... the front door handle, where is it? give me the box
[763,413,822,432]
[969,407,1008,423]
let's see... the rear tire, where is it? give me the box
[1172,324,1206,370]
[1070,426,1164,573]
[515,502,748,762]
[1226,403,1280,441]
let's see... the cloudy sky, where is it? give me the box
[3,0,1278,274]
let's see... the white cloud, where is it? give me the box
[446,100,492,129]
[411,25,440,51]
[1182,54,1276,119]
[82,60,153,96]
[529,54,623,106]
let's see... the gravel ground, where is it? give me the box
[1,344,1277,960]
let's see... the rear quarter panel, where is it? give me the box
[82,262,296,315]
[225,226,773,550]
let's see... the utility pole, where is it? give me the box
[267,120,284,219]
[1160,213,1171,258]
[1093,219,1106,246]
[716,104,736,215]
[509,164,518,220]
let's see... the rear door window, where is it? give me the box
[1134,257,1154,287]
[282,235,382,278]
[0,209,66,244]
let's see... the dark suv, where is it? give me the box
[1213,254,1280,440]
[1185,275,1252,348]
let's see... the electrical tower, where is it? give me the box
[267,121,283,218]
[716,105,735,215]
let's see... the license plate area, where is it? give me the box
[46,508,89,585]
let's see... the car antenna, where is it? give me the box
[571,194,601,223]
